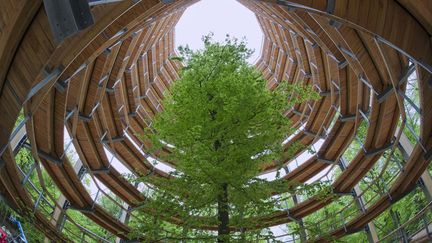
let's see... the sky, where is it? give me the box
[175,0,263,64]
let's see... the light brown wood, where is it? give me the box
[0,0,431,241]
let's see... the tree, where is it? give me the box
[133,35,319,242]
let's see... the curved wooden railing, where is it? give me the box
[0,0,431,241]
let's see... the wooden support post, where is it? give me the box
[292,194,307,242]
[353,184,379,243]
[281,165,307,242]
[115,205,130,243]
[398,131,432,201]
[44,159,84,243]
[115,181,137,243]
[339,158,379,242]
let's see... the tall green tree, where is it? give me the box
[134,35,319,242]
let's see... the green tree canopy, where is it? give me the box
[133,35,320,242]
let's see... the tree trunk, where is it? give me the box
[212,116,229,242]
[217,183,229,242]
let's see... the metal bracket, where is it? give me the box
[92,167,111,174]
[292,109,308,117]
[79,102,100,122]
[77,166,87,180]
[332,189,355,196]
[39,150,63,165]
[359,74,379,95]
[102,135,125,144]
[78,113,92,122]
[358,109,370,124]
[301,70,312,78]
[304,129,327,139]
[23,143,63,165]
[54,79,69,92]
[377,86,394,103]
[105,86,115,93]
[329,19,342,29]
[319,91,331,97]
[25,66,63,103]
[112,136,125,142]
[326,0,336,14]
[317,155,335,165]
[97,75,109,87]
[338,60,348,69]
[398,63,416,87]
[65,107,77,122]
[69,206,95,214]
[286,209,300,222]
[339,45,357,60]
[398,89,422,114]
[43,0,94,42]
[364,142,394,157]
[339,114,356,122]
[331,79,340,91]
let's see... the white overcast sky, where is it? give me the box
[175,0,263,64]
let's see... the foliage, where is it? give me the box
[13,109,25,129]
[8,140,125,242]
[132,35,320,241]
[363,149,431,241]
[15,147,60,215]
[285,124,431,242]
[63,209,116,242]
[97,193,124,219]
[20,218,45,242]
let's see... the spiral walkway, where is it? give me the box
[0,0,431,242]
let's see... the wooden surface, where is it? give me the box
[0,0,431,241]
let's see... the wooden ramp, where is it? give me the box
[0,0,431,241]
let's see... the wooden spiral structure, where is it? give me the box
[0,0,431,242]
